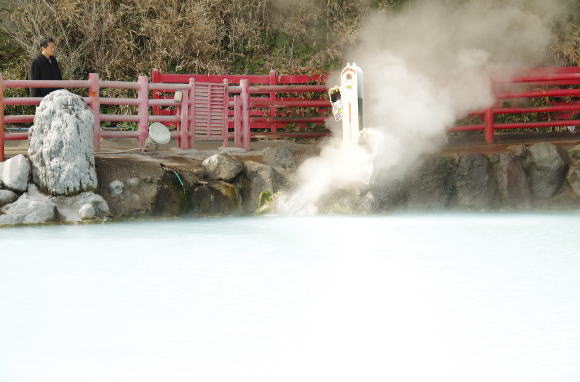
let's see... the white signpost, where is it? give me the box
[329,63,364,146]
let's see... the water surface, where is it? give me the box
[1,214,579,382]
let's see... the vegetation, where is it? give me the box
[0,0,399,81]
[0,0,577,134]
[0,0,577,80]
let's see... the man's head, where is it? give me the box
[39,37,56,57]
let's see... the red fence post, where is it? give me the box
[0,73,5,162]
[269,69,277,133]
[188,78,195,148]
[88,73,101,151]
[137,75,149,148]
[240,79,250,151]
[483,105,495,144]
[180,84,190,150]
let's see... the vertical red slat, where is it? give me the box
[180,84,189,149]
[484,105,495,144]
[137,75,149,148]
[189,78,195,148]
[0,73,5,162]
[241,79,250,151]
[269,70,277,133]
[88,73,101,151]
[234,95,241,148]
[151,69,160,117]
[206,84,211,138]
[223,79,229,147]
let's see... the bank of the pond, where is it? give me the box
[85,138,580,217]
[2,137,580,226]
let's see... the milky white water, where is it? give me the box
[1,214,579,382]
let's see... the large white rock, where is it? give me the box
[28,89,97,196]
[0,185,57,225]
[0,154,30,192]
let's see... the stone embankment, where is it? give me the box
[3,140,580,227]
[371,142,580,212]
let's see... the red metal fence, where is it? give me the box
[152,69,329,138]
[451,67,580,143]
[1,67,579,162]
[0,73,251,161]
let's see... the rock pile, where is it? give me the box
[1,91,109,226]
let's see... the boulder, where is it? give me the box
[0,185,57,225]
[79,204,96,220]
[263,146,296,169]
[452,153,497,209]
[202,153,243,182]
[369,178,407,212]
[0,154,30,192]
[566,162,580,199]
[0,189,18,207]
[567,145,580,164]
[241,161,288,212]
[50,192,110,222]
[406,156,451,209]
[191,181,242,216]
[526,142,567,199]
[28,89,97,196]
[316,188,376,215]
[108,180,124,196]
[496,152,531,208]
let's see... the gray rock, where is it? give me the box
[50,192,110,222]
[452,153,497,209]
[126,177,140,187]
[526,142,567,199]
[263,146,296,169]
[406,156,450,209]
[202,153,243,181]
[191,181,242,216]
[369,179,407,212]
[28,89,97,196]
[566,162,580,199]
[496,153,531,208]
[79,204,96,220]
[108,180,124,196]
[241,161,288,212]
[0,154,30,192]
[0,189,18,207]
[0,185,57,225]
[567,145,580,165]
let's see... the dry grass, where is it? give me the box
[0,0,374,80]
[0,0,577,83]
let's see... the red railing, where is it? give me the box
[0,73,251,161]
[152,69,330,137]
[451,67,580,143]
[2,67,579,161]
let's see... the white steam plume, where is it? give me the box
[275,0,570,215]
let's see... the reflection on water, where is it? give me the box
[1,214,580,382]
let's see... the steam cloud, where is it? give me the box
[275,0,570,215]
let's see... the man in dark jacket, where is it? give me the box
[28,37,62,97]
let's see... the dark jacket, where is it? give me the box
[28,54,63,97]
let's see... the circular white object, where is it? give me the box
[148,122,171,145]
